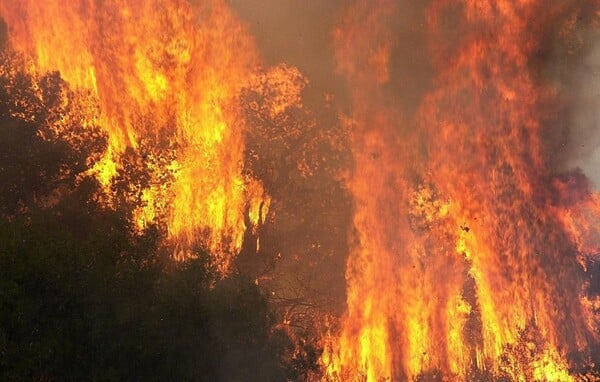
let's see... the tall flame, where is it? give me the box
[323,0,600,380]
[0,0,268,271]
[2,0,600,379]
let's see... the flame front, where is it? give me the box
[2,0,600,379]
[0,0,268,271]
[324,0,600,381]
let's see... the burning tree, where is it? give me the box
[1,0,600,381]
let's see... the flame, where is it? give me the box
[2,0,600,378]
[324,0,600,381]
[0,0,268,271]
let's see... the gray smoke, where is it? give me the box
[564,30,600,188]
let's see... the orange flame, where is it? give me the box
[2,0,600,378]
[323,0,600,380]
[0,0,269,271]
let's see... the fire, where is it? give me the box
[0,0,268,271]
[323,0,600,381]
[2,0,600,379]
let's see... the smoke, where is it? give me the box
[228,1,357,322]
[564,29,600,187]
[231,0,600,192]
[0,19,6,49]
[228,0,436,321]
[0,0,598,379]
[229,0,347,91]
[230,0,434,114]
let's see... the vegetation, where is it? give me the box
[0,49,293,381]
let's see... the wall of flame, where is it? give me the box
[1,0,600,380]
[322,1,600,381]
[0,0,272,272]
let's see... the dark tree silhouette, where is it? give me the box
[0,46,294,381]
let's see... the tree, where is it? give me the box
[0,46,293,381]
